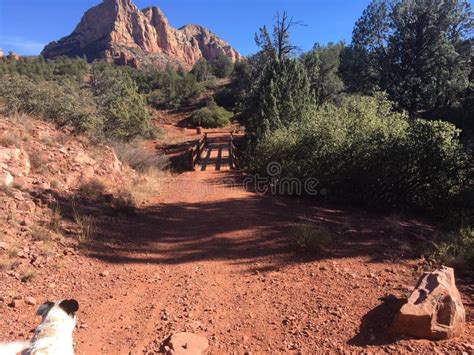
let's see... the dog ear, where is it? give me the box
[36,301,55,317]
[59,299,79,316]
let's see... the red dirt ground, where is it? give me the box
[1,123,472,353]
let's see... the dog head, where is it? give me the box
[36,299,79,333]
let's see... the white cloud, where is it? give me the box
[0,36,45,55]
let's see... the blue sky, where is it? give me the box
[1,0,470,56]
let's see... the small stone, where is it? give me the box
[100,271,110,277]
[12,190,24,201]
[25,297,36,306]
[166,332,208,355]
[8,299,21,308]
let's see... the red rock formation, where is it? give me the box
[390,266,465,340]
[41,0,241,70]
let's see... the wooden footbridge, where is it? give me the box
[189,132,238,171]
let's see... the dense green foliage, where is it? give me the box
[190,103,233,128]
[191,58,211,82]
[251,94,472,214]
[132,65,203,109]
[302,42,345,105]
[0,56,154,141]
[234,8,473,234]
[0,73,100,131]
[0,55,89,81]
[240,17,315,138]
[91,62,154,141]
[341,0,473,125]
[210,53,234,78]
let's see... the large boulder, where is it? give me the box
[391,266,465,340]
[166,332,208,355]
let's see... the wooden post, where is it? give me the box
[229,134,234,170]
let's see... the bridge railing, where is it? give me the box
[188,130,242,171]
[189,133,208,170]
[229,132,237,170]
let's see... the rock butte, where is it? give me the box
[41,0,241,69]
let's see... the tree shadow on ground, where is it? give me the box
[348,295,406,346]
[70,182,436,273]
[27,171,437,274]
[155,139,197,172]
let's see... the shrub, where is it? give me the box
[77,179,106,201]
[126,169,165,206]
[204,76,218,90]
[0,132,20,147]
[210,53,234,78]
[0,74,101,132]
[145,66,203,109]
[91,62,154,141]
[214,86,236,109]
[429,227,474,270]
[0,60,156,143]
[111,189,136,214]
[20,268,37,282]
[191,104,233,128]
[0,55,88,81]
[251,93,471,215]
[291,224,331,252]
[191,58,210,82]
[113,142,169,172]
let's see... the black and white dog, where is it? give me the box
[0,299,79,355]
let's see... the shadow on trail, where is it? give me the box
[80,185,436,272]
[348,295,406,346]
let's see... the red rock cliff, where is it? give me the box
[41,0,241,69]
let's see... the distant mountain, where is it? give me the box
[41,0,241,69]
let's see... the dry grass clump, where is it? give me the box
[77,178,106,201]
[30,225,55,242]
[113,142,169,172]
[291,224,332,252]
[29,150,48,173]
[0,244,21,271]
[48,204,62,233]
[72,203,96,245]
[0,131,21,147]
[110,188,136,214]
[19,267,37,282]
[125,169,166,206]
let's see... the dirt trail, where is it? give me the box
[68,148,473,354]
[2,125,471,353]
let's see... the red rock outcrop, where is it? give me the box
[390,266,465,340]
[41,0,240,69]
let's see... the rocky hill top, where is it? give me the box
[41,0,241,69]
